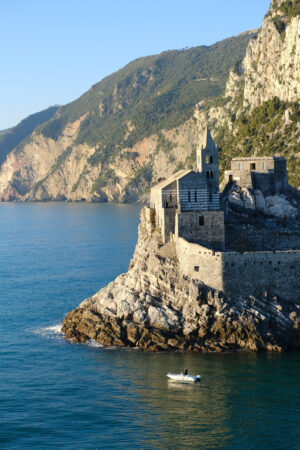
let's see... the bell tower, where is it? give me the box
[197,127,220,210]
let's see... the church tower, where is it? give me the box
[197,127,220,210]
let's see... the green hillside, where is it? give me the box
[39,33,255,167]
[215,98,300,187]
[0,106,59,165]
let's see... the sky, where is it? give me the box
[0,0,271,130]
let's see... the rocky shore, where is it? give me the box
[62,208,300,352]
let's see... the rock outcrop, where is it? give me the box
[61,208,300,352]
[227,186,298,219]
[243,0,300,109]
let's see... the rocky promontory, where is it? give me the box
[62,208,300,352]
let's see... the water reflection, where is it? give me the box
[89,348,300,449]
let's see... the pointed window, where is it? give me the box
[210,171,214,179]
[194,191,197,202]
[206,171,209,179]
[209,155,213,164]
[188,190,191,202]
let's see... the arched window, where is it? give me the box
[209,155,213,164]
[206,171,209,179]
[210,171,214,179]
[188,190,191,202]
[194,190,197,202]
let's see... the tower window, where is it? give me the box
[206,171,209,179]
[194,190,197,202]
[188,190,191,202]
[209,155,213,164]
[205,155,209,163]
[199,216,204,226]
[210,171,214,179]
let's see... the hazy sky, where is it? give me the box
[0,0,270,129]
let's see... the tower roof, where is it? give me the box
[201,127,216,151]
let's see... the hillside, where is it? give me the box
[0,106,59,166]
[204,0,300,188]
[0,33,254,201]
[0,0,299,202]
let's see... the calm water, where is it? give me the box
[0,203,299,449]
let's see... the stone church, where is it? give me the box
[150,128,225,250]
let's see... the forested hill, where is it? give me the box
[38,33,255,165]
[0,106,59,165]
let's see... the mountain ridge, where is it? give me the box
[0,0,299,201]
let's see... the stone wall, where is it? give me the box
[175,211,225,250]
[222,250,300,302]
[175,234,300,302]
[175,237,224,291]
[162,208,176,243]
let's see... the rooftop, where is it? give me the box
[232,156,286,161]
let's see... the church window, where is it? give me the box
[205,155,209,163]
[209,155,213,164]
[194,190,197,202]
[206,171,209,179]
[199,216,204,226]
[188,190,191,202]
[210,171,213,179]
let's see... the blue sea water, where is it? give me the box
[0,202,299,449]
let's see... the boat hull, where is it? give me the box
[167,373,201,383]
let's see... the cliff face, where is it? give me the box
[0,33,254,202]
[0,117,199,202]
[243,0,300,108]
[62,208,300,352]
[0,1,299,201]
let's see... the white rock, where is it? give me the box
[254,189,266,210]
[265,195,297,218]
[228,191,243,207]
[242,188,255,210]
[117,299,133,319]
[147,306,169,330]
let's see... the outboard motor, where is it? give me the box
[196,375,201,382]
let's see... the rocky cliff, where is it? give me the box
[62,208,300,352]
[0,1,299,201]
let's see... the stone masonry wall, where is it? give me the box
[222,250,300,302]
[175,238,224,291]
[175,234,300,302]
[176,211,225,250]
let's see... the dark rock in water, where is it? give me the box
[62,208,300,352]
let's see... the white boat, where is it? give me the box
[167,373,201,383]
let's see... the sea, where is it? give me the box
[0,202,299,449]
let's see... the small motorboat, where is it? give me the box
[167,373,201,383]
